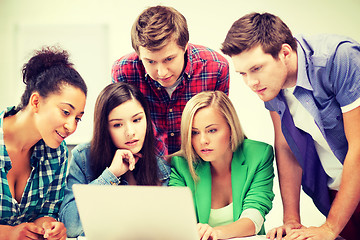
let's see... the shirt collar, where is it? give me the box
[30,140,45,167]
[0,110,7,169]
[182,44,193,78]
[0,107,44,170]
[295,39,313,91]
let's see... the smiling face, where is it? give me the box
[191,106,232,163]
[138,39,187,88]
[108,99,147,154]
[34,84,86,149]
[231,45,295,102]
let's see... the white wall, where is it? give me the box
[1,0,360,232]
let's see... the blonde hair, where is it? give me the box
[174,91,245,181]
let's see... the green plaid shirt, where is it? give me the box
[0,107,68,225]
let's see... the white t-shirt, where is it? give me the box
[283,87,343,190]
[208,203,264,234]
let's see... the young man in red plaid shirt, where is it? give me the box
[111,5,229,158]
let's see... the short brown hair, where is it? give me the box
[221,12,297,58]
[131,5,189,54]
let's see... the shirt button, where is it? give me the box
[170,133,175,137]
[157,87,161,91]
[169,108,173,113]
[278,111,282,114]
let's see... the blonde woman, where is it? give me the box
[169,91,274,240]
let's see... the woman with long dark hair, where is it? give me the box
[59,82,170,238]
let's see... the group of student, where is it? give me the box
[0,4,359,240]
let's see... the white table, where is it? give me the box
[67,235,347,240]
[67,235,268,240]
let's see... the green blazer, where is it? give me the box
[169,139,275,235]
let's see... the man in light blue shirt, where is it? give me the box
[221,12,360,240]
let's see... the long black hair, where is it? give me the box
[90,82,159,185]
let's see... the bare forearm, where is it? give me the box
[0,225,13,240]
[270,111,302,224]
[215,218,255,239]
[326,107,360,235]
[275,145,303,223]
[325,154,360,235]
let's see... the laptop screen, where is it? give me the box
[73,184,199,240]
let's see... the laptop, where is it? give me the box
[72,184,199,240]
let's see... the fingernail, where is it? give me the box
[44,229,50,238]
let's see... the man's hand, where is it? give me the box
[266,219,305,240]
[284,222,337,240]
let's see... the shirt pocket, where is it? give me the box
[319,104,342,130]
[319,103,347,153]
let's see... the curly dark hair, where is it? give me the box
[17,46,87,110]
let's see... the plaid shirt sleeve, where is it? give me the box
[111,53,146,83]
[214,54,230,95]
[186,44,229,95]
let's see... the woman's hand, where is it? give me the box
[9,222,44,240]
[108,149,137,177]
[197,223,218,240]
[42,221,67,240]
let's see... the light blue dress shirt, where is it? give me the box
[265,34,360,215]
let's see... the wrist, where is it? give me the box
[0,225,12,240]
[322,221,339,238]
[108,166,120,177]
[283,215,301,225]
[103,167,122,185]
[34,216,55,227]
[213,227,222,239]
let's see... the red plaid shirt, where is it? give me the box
[111,43,229,156]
